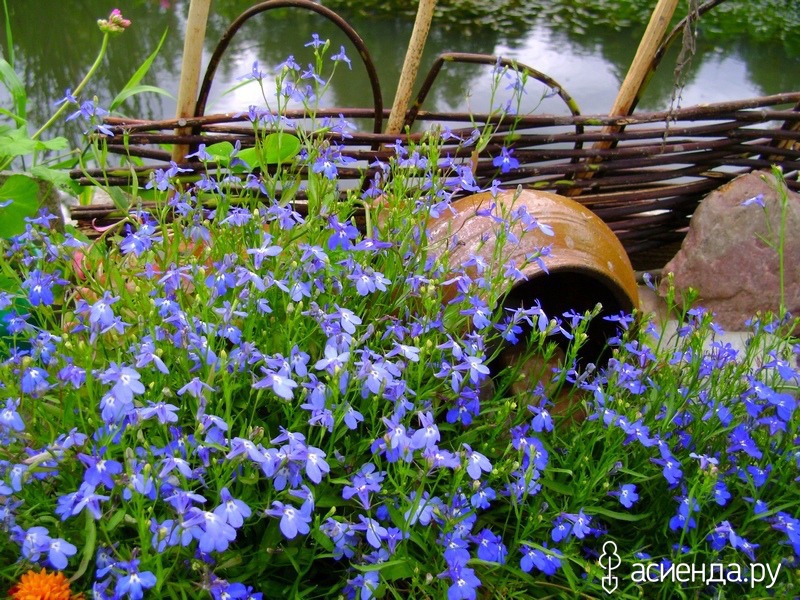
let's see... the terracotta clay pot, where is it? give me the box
[427,188,639,368]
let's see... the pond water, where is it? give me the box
[2,1,800,144]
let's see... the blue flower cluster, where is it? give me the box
[0,36,797,599]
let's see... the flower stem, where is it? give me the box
[30,32,110,142]
[776,171,788,318]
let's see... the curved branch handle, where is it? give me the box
[193,0,384,136]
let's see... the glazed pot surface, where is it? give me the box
[427,188,639,365]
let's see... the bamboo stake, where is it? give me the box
[568,0,679,194]
[597,0,680,149]
[171,0,212,163]
[385,0,437,136]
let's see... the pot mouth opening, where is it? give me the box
[494,267,637,369]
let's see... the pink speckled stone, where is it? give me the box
[660,170,800,331]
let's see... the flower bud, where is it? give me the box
[98,8,131,35]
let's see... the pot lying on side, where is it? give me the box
[426,188,640,417]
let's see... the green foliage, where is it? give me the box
[0,20,798,600]
[0,126,68,158]
[0,173,39,237]
[0,57,25,122]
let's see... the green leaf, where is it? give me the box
[586,505,652,522]
[205,141,235,166]
[110,84,174,111]
[354,559,412,576]
[31,165,79,194]
[38,136,68,151]
[0,275,18,293]
[104,186,131,211]
[310,525,334,552]
[0,107,24,126]
[71,510,96,583]
[0,174,40,237]
[2,0,15,68]
[0,57,25,121]
[541,477,574,495]
[110,28,171,112]
[261,132,301,164]
[234,134,302,169]
[0,127,38,157]
[237,147,259,169]
[0,127,68,158]
[107,507,127,530]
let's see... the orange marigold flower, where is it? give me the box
[8,569,85,600]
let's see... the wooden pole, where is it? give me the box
[385,0,437,136]
[171,0,212,163]
[597,0,680,148]
[567,0,679,195]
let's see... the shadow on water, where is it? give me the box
[1,0,799,148]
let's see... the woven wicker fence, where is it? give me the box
[70,92,800,269]
[67,0,800,270]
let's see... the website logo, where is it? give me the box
[599,540,621,594]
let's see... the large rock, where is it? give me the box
[659,170,800,331]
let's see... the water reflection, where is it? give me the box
[1,0,798,149]
[1,1,184,132]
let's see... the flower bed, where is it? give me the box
[0,23,798,600]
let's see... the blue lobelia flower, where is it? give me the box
[89,291,120,330]
[18,525,50,563]
[47,536,77,569]
[550,516,572,542]
[492,146,520,174]
[330,45,352,69]
[301,445,330,484]
[138,401,179,424]
[651,452,683,486]
[20,269,61,306]
[462,444,492,480]
[214,487,252,529]
[150,518,181,552]
[470,485,497,510]
[345,571,379,600]
[176,377,214,400]
[326,215,360,250]
[472,528,507,564]
[564,510,593,539]
[20,366,50,397]
[253,366,298,400]
[410,411,440,450]
[115,558,157,600]
[727,424,763,460]
[314,344,350,375]
[183,508,237,553]
[609,483,639,509]
[99,363,145,406]
[265,500,312,540]
[356,515,388,549]
[57,482,110,520]
[0,399,25,432]
[78,451,123,489]
[441,563,481,600]
[442,532,470,568]
[519,544,562,575]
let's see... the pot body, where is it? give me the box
[427,188,639,366]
